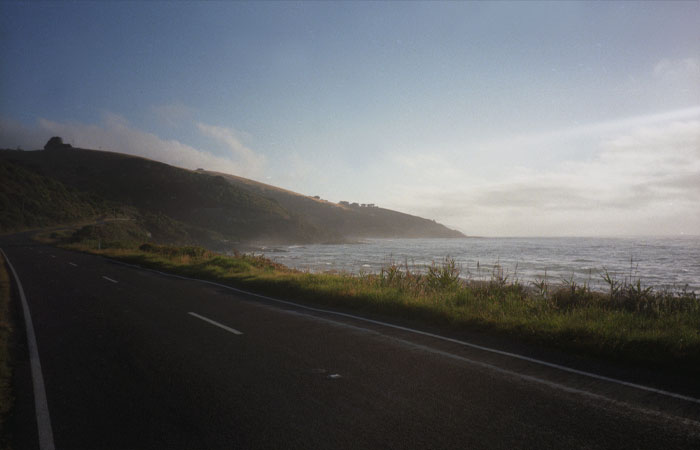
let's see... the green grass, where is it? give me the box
[0,160,109,233]
[0,253,13,450]
[62,240,700,374]
[0,148,335,243]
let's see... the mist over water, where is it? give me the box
[261,237,700,292]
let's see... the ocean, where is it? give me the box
[258,237,700,292]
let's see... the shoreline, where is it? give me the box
[250,237,700,294]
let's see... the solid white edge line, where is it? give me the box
[101,276,118,283]
[278,307,700,426]
[188,312,243,335]
[0,248,56,450]
[108,258,700,405]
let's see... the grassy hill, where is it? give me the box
[0,148,335,244]
[0,159,106,231]
[0,158,215,245]
[1,145,464,246]
[207,172,465,239]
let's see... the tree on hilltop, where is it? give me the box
[44,136,73,150]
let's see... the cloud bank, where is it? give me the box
[196,123,266,176]
[387,111,700,236]
[0,113,266,178]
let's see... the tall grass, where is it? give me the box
[64,241,700,372]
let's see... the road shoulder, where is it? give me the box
[0,249,42,450]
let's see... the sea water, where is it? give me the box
[259,237,700,292]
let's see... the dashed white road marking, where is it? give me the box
[188,312,243,335]
[0,248,56,450]
[102,276,118,283]
[50,255,56,258]
[109,258,700,407]
[68,262,77,267]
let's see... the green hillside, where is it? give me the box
[0,148,336,244]
[0,160,106,231]
[207,172,465,239]
[0,158,210,245]
[1,144,464,245]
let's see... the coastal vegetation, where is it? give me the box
[0,160,108,232]
[57,230,700,375]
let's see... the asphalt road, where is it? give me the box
[2,234,700,449]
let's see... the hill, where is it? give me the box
[1,144,464,246]
[0,147,334,245]
[0,159,106,231]
[208,172,465,239]
[0,158,224,246]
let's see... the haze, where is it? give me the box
[1,1,698,236]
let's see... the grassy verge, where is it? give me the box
[62,240,700,374]
[0,253,13,450]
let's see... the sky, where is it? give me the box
[1,1,699,236]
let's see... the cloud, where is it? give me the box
[1,113,266,178]
[385,113,700,236]
[653,57,700,84]
[196,123,266,176]
[650,58,700,105]
[475,106,700,156]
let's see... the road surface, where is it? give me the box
[2,234,699,449]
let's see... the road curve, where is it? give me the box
[2,234,699,450]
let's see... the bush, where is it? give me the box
[138,243,209,259]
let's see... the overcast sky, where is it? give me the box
[1,1,698,236]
